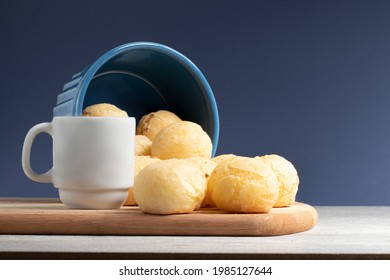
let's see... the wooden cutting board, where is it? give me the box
[0,198,317,236]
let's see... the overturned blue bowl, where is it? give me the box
[53,42,219,155]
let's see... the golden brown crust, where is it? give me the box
[211,157,279,213]
[133,159,207,214]
[151,121,212,160]
[136,110,181,141]
[82,103,128,117]
[255,154,299,207]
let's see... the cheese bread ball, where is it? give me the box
[82,103,128,117]
[133,159,207,214]
[205,155,245,207]
[135,135,152,156]
[211,157,279,213]
[136,110,181,141]
[124,156,160,206]
[151,121,212,160]
[256,154,299,207]
[211,154,237,165]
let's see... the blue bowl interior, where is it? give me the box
[84,72,168,120]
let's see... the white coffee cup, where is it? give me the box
[22,116,135,209]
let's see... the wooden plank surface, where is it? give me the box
[0,198,317,236]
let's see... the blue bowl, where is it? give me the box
[53,42,219,155]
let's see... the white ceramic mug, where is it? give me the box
[22,116,135,209]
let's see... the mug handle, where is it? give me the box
[21,122,53,183]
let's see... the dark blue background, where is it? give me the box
[2,0,390,205]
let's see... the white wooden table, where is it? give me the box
[1,206,389,259]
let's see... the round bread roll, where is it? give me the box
[151,121,212,160]
[211,157,279,213]
[205,155,243,207]
[136,110,181,141]
[133,159,207,214]
[256,154,299,207]
[135,135,152,156]
[82,103,128,117]
[124,156,160,206]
